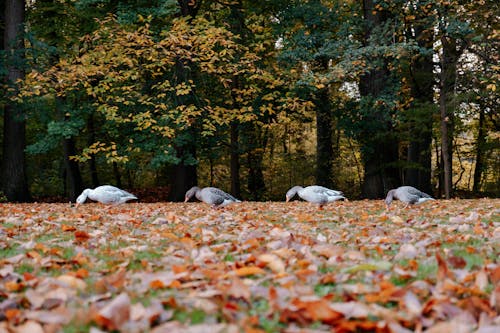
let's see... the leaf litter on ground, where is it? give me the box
[0,199,499,332]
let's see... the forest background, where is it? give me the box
[0,0,498,203]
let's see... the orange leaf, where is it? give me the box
[62,224,76,232]
[169,280,182,288]
[23,272,36,281]
[75,268,89,279]
[234,266,266,277]
[5,281,23,292]
[4,308,21,321]
[172,265,188,274]
[74,230,90,241]
[150,280,166,289]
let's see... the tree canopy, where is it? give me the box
[1,0,498,202]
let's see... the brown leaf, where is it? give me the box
[257,253,286,274]
[74,230,90,242]
[94,292,131,331]
[226,278,250,301]
[436,252,450,281]
[291,297,343,323]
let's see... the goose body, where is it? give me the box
[76,185,137,205]
[385,186,434,208]
[286,185,346,205]
[185,186,241,208]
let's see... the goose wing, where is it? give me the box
[203,187,240,205]
[309,186,343,196]
[397,186,431,204]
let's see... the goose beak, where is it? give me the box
[385,203,390,211]
[184,196,189,203]
[75,203,80,208]
[286,196,290,203]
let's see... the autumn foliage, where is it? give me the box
[0,200,498,332]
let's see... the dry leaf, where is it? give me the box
[94,292,131,331]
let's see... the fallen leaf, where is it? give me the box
[257,253,286,274]
[94,292,131,331]
[56,275,86,290]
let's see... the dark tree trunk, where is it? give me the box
[87,115,99,187]
[169,156,197,201]
[1,0,30,202]
[473,107,485,193]
[230,122,241,197]
[405,19,434,194]
[63,137,83,202]
[0,0,4,48]
[247,148,265,201]
[112,162,122,188]
[439,35,459,199]
[315,86,334,188]
[359,0,400,198]
[361,142,400,198]
[226,1,246,198]
[167,0,203,200]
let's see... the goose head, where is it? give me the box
[185,186,200,202]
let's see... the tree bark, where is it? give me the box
[230,122,241,197]
[359,0,400,198]
[405,12,434,194]
[167,0,203,201]
[472,107,485,192]
[247,147,265,201]
[439,35,459,199]
[1,0,31,202]
[315,85,334,188]
[63,137,83,202]
[169,154,197,201]
[112,162,122,188]
[87,114,100,187]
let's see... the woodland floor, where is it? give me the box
[0,199,499,333]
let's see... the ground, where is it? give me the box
[0,199,499,332]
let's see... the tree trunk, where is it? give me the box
[359,0,400,198]
[87,114,99,187]
[361,142,400,198]
[167,0,203,200]
[63,137,83,202]
[472,107,485,192]
[315,86,334,188]
[405,14,434,194]
[1,0,30,202]
[230,122,241,197]
[439,35,459,199]
[169,157,197,201]
[247,148,265,201]
[112,162,122,188]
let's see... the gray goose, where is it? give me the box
[185,186,241,208]
[385,186,434,209]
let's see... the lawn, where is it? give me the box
[0,199,499,332]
